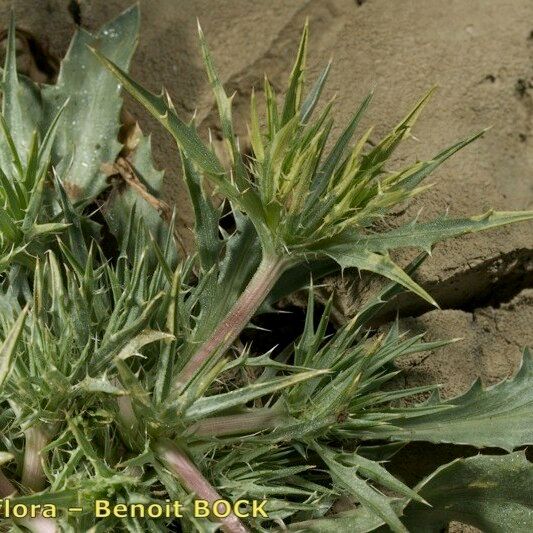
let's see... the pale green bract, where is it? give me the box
[0,5,532,533]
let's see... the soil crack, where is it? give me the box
[68,0,82,27]
[371,248,533,324]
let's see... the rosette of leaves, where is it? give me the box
[0,5,532,533]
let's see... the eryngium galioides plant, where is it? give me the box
[0,5,531,532]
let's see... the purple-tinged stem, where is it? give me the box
[116,392,142,450]
[189,408,284,437]
[154,439,249,533]
[174,254,288,388]
[0,469,15,497]
[1,468,57,532]
[19,515,58,533]
[22,426,49,491]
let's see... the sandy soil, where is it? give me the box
[0,1,532,528]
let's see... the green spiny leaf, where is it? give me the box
[91,47,224,177]
[374,348,533,451]
[350,210,533,254]
[0,14,42,169]
[116,329,174,361]
[185,369,329,419]
[0,305,28,391]
[323,246,438,307]
[43,5,140,200]
[401,452,533,532]
[314,443,407,533]
[281,21,309,126]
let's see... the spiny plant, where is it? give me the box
[94,21,532,389]
[0,5,532,533]
[0,17,71,275]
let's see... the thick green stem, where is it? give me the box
[22,426,49,492]
[175,254,288,388]
[154,439,249,533]
[189,408,285,437]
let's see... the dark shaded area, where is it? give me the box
[0,27,59,83]
[387,442,514,488]
[68,0,82,26]
[374,248,533,326]
[86,199,121,264]
[241,304,309,356]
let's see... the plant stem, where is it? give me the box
[174,254,289,388]
[19,516,58,533]
[1,469,57,532]
[189,408,285,437]
[0,469,16,496]
[154,438,249,533]
[22,426,49,492]
[116,393,141,447]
